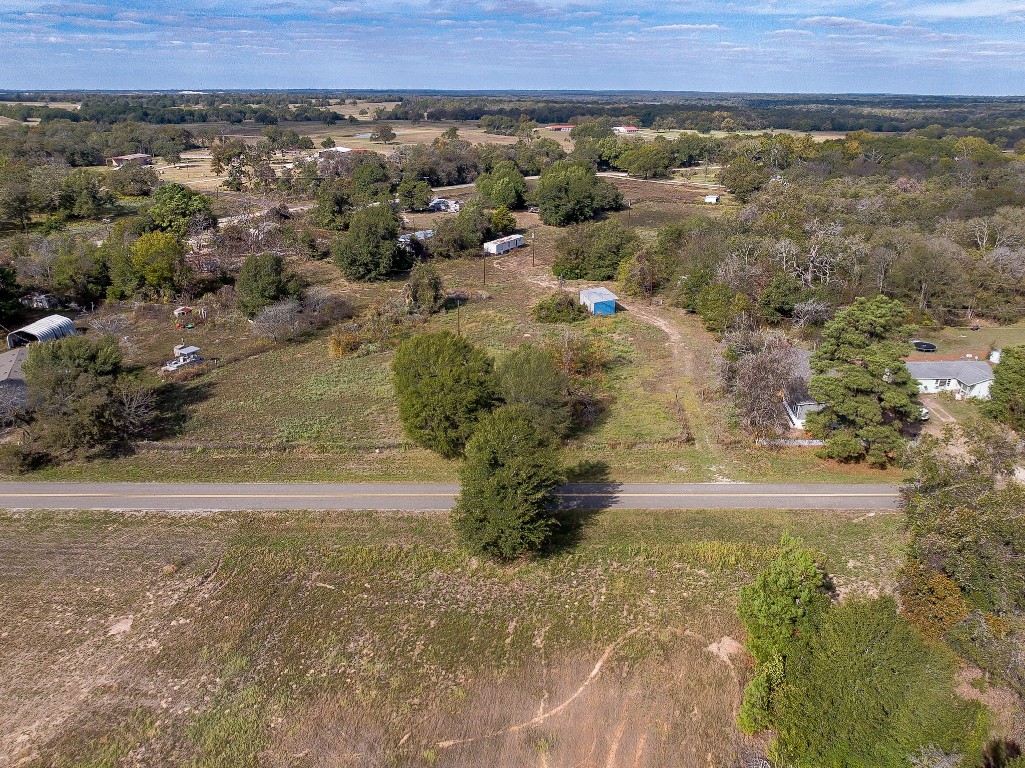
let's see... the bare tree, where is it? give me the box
[88,313,131,337]
[719,331,799,440]
[109,380,158,438]
[792,298,834,328]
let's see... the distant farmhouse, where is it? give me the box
[107,153,152,168]
[548,125,574,132]
[613,126,639,135]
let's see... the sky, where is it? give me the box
[1,0,1025,94]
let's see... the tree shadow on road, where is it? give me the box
[547,459,622,555]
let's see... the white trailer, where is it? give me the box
[483,234,525,255]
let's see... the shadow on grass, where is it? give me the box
[152,379,218,438]
[546,459,621,555]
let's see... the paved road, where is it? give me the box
[0,482,901,512]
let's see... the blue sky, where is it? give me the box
[1,0,1025,94]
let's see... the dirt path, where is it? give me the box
[436,627,642,750]
[619,301,694,380]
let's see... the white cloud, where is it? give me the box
[648,22,724,30]
[909,0,1025,19]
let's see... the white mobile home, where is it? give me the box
[483,234,525,255]
[704,194,721,204]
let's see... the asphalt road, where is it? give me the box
[0,482,901,512]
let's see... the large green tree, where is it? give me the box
[535,160,622,226]
[495,345,571,438]
[807,295,920,466]
[552,219,638,280]
[452,404,564,560]
[235,252,305,317]
[21,335,158,459]
[146,182,216,238]
[984,345,1025,432]
[129,231,187,295]
[772,597,985,767]
[476,160,527,209]
[737,534,831,734]
[332,205,406,281]
[392,331,497,458]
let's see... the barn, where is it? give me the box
[6,315,77,349]
[580,287,618,315]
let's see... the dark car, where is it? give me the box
[911,340,938,352]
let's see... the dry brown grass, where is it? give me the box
[0,507,901,767]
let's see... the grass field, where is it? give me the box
[912,322,1025,360]
[32,210,899,485]
[0,506,903,767]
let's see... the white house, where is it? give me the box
[613,126,639,135]
[483,234,525,255]
[784,355,995,430]
[783,351,825,429]
[905,360,994,400]
[704,194,721,204]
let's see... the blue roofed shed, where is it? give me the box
[580,287,618,315]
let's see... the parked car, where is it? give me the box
[527,206,540,213]
[919,407,931,421]
[911,340,937,352]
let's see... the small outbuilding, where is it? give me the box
[6,315,77,349]
[107,153,152,168]
[580,287,618,315]
[483,234,525,255]
[704,194,721,204]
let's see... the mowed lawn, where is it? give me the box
[0,506,903,768]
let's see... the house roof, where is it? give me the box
[111,153,151,161]
[905,360,994,387]
[580,287,618,303]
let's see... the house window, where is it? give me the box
[936,379,951,388]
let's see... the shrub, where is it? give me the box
[552,219,638,280]
[495,345,571,438]
[392,331,497,458]
[452,404,564,560]
[404,262,444,315]
[771,597,986,767]
[332,205,407,281]
[535,160,623,226]
[532,292,587,323]
[235,251,305,317]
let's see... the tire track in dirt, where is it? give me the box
[436,627,642,750]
